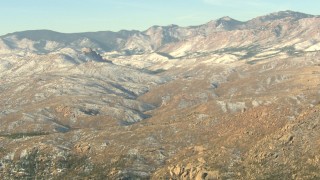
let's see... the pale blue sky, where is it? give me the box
[1,0,319,35]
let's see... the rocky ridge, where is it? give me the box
[0,11,320,179]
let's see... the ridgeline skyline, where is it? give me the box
[1,0,319,36]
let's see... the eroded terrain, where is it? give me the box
[0,11,320,179]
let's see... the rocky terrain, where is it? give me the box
[0,11,320,179]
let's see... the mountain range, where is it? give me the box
[1,10,319,55]
[0,10,320,179]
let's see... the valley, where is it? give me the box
[0,11,320,179]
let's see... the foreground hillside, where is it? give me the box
[0,11,320,179]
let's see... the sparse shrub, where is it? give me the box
[0,132,49,139]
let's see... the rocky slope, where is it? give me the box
[0,11,320,179]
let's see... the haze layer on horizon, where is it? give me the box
[1,0,319,36]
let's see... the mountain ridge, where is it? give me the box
[1,10,320,179]
[1,10,316,37]
[0,11,319,56]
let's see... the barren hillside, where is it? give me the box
[0,11,320,179]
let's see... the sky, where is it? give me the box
[0,0,319,36]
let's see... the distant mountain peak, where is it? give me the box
[204,16,243,31]
[271,10,313,17]
[146,24,179,31]
[254,10,314,22]
[207,16,238,23]
[219,16,233,21]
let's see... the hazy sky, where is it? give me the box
[1,0,319,35]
